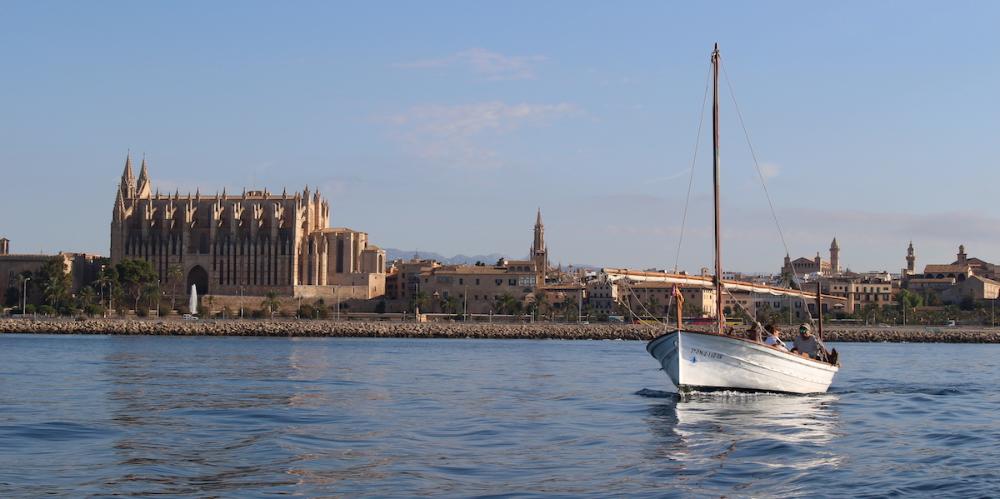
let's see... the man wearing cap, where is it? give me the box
[790,323,820,359]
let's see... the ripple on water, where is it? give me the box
[1,337,1000,496]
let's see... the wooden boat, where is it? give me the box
[646,45,839,394]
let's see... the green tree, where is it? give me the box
[166,264,184,310]
[116,259,158,312]
[78,287,96,309]
[534,290,549,319]
[412,291,430,312]
[561,295,578,321]
[442,295,462,315]
[260,291,281,317]
[497,293,518,315]
[95,266,120,311]
[36,257,71,312]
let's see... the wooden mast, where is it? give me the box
[712,44,724,336]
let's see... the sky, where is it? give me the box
[2,1,999,273]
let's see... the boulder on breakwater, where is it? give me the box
[2,318,1000,343]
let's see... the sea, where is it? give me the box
[1,334,998,497]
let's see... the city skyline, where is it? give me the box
[2,2,999,272]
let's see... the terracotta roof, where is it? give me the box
[923,264,969,274]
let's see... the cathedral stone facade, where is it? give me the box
[110,155,385,300]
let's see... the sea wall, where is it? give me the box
[2,319,1000,342]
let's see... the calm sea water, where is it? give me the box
[1,334,998,497]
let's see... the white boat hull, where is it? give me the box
[646,330,838,394]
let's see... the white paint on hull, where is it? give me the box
[647,330,838,394]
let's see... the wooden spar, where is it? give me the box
[673,284,684,331]
[712,43,724,336]
[816,281,824,340]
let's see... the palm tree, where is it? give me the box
[534,290,549,320]
[561,296,577,322]
[443,295,461,315]
[261,291,281,318]
[78,287,96,309]
[166,264,184,310]
[141,282,161,314]
[497,293,518,315]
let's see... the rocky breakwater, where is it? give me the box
[0,318,657,340]
[2,319,1000,342]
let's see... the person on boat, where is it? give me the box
[763,325,788,351]
[790,323,820,359]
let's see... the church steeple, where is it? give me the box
[531,208,547,284]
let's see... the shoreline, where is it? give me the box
[2,318,1000,343]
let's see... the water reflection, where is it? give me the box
[100,338,303,495]
[644,393,843,495]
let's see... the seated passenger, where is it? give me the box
[790,323,820,359]
[763,325,788,351]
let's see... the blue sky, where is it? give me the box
[2,1,999,273]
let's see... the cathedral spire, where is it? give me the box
[136,155,151,198]
[536,207,543,226]
[120,152,136,199]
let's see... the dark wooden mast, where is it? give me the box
[712,44,724,336]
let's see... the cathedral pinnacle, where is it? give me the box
[136,156,151,198]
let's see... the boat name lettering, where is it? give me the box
[690,347,722,360]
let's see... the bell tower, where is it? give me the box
[906,241,915,273]
[829,237,840,275]
[530,208,548,285]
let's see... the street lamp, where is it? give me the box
[22,277,30,316]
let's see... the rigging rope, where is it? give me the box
[617,279,667,329]
[718,56,819,327]
[719,58,791,259]
[672,63,713,274]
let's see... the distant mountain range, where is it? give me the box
[384,248,601,270]
[384,248,510,265]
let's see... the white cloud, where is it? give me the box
[395,48,546,80]
[758,162,780,180]
[385,101,579,167]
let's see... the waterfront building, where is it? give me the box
[904,244,1000,305]
[619,280,717,318]
[109,154,386,301]
[819,274,894,313]
[586,276,620,314]
[781,238,841,280]
[400,259,538,314]
[384,258,440,301]
[0,238,103,307]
